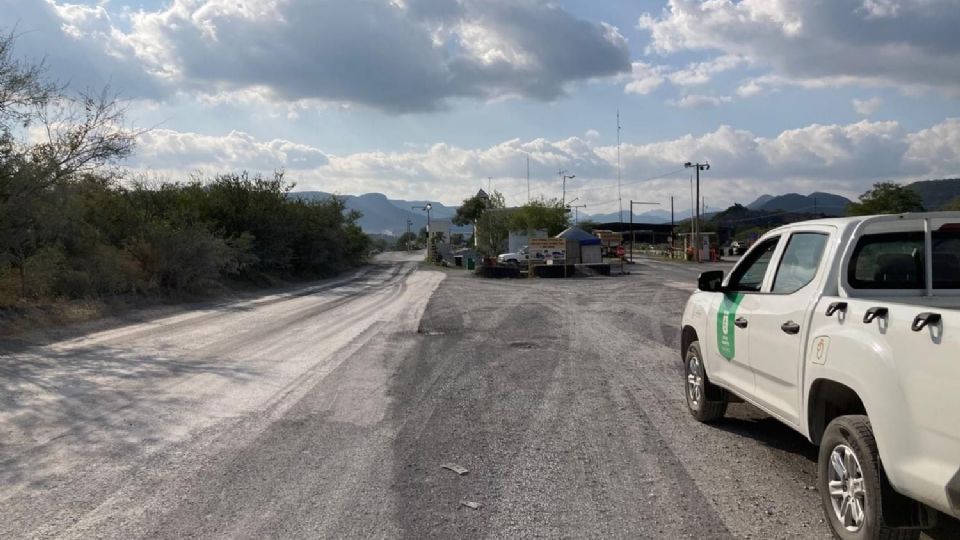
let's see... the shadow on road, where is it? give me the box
[712,412,819,461]
[0,342,255,489]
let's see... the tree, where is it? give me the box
[453,195,485,227]
[577,219,598,232]
[0,29,136,296]
[395,231,417,250]
[509,198,568,236]
[847,182,924,216]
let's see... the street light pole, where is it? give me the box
[412,204,432,230]
[684,162,710,263]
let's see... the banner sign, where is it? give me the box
[529,238,566,264]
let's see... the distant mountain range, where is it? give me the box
[580,209,674,224]
[743,178,960,217]
[293,178,960,235]
[292,191,463,236]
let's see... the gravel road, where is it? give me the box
[1,253,957,539]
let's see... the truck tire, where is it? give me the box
[818,415,919,540]
[684,341,727,423]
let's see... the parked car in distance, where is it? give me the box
[497,246,564,265]
[681,212,960,539]
[497,246,530,265]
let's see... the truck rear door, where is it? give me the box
[839,219,960,511]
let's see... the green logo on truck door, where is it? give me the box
[716,293,744,361]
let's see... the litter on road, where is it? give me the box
[440,463,469,475]
[460,501,482,510]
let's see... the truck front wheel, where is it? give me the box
[684,341,727,423]
[818,415,919,540]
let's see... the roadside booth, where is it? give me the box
[557,227,603,264]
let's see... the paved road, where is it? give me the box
[1,254,957,539]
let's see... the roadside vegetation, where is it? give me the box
[453,190,568,256]
[0,30,370,316]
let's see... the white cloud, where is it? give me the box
[904,118,960,176]
[638,0,960,97]
[859,0,902,19]
[852,97,883,116]
[135,129,329,171]
[667,55,745,86]
[625,61,665,95]
[736,79,765,98]
[669,94,733,109]
[128,119,960,211]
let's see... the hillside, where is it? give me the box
[746,192,851,216]
[905,178,960,210]
[711,203,823,230]
[746,194,774,210]
[292,191,467,235]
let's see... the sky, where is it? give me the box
[4,0,960,215]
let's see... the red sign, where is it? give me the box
[616,246,625,257]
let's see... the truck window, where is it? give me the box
[727,237,780,292]
[933,229,960,288]
[772,233,828,294]
[849,230,960,289]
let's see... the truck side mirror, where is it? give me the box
[697,270,725,292]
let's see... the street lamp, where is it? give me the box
[685,161,710,263]
[412,203,432,233]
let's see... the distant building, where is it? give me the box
[594,222,676,245]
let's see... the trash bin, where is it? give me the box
[454,255,463,267]
[466,257,475,270]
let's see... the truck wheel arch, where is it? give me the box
[807,379,866,445]
[681,326,698,362]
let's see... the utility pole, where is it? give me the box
[629,199,659,268]
[526,155,531,203]
[684,162,710,263]
[559,169,575,208]
[670,196,675,252]
[617,110,623,223]
[487,177,492,194]
[569,204,587,224]
[412,204,432,261]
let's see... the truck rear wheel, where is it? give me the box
[818,415,919,540]
[684,341,727,423]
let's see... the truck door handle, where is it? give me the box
[863,306,888,324]
[911,312,941,332]
[825,302,848,317]
[781,321,801,335]
[734,317,748,329]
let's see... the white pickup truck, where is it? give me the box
[680,212,960,539]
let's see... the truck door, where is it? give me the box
[707,236,782,398]
[748,231,830,427]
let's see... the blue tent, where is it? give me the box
[557,226,601,245]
